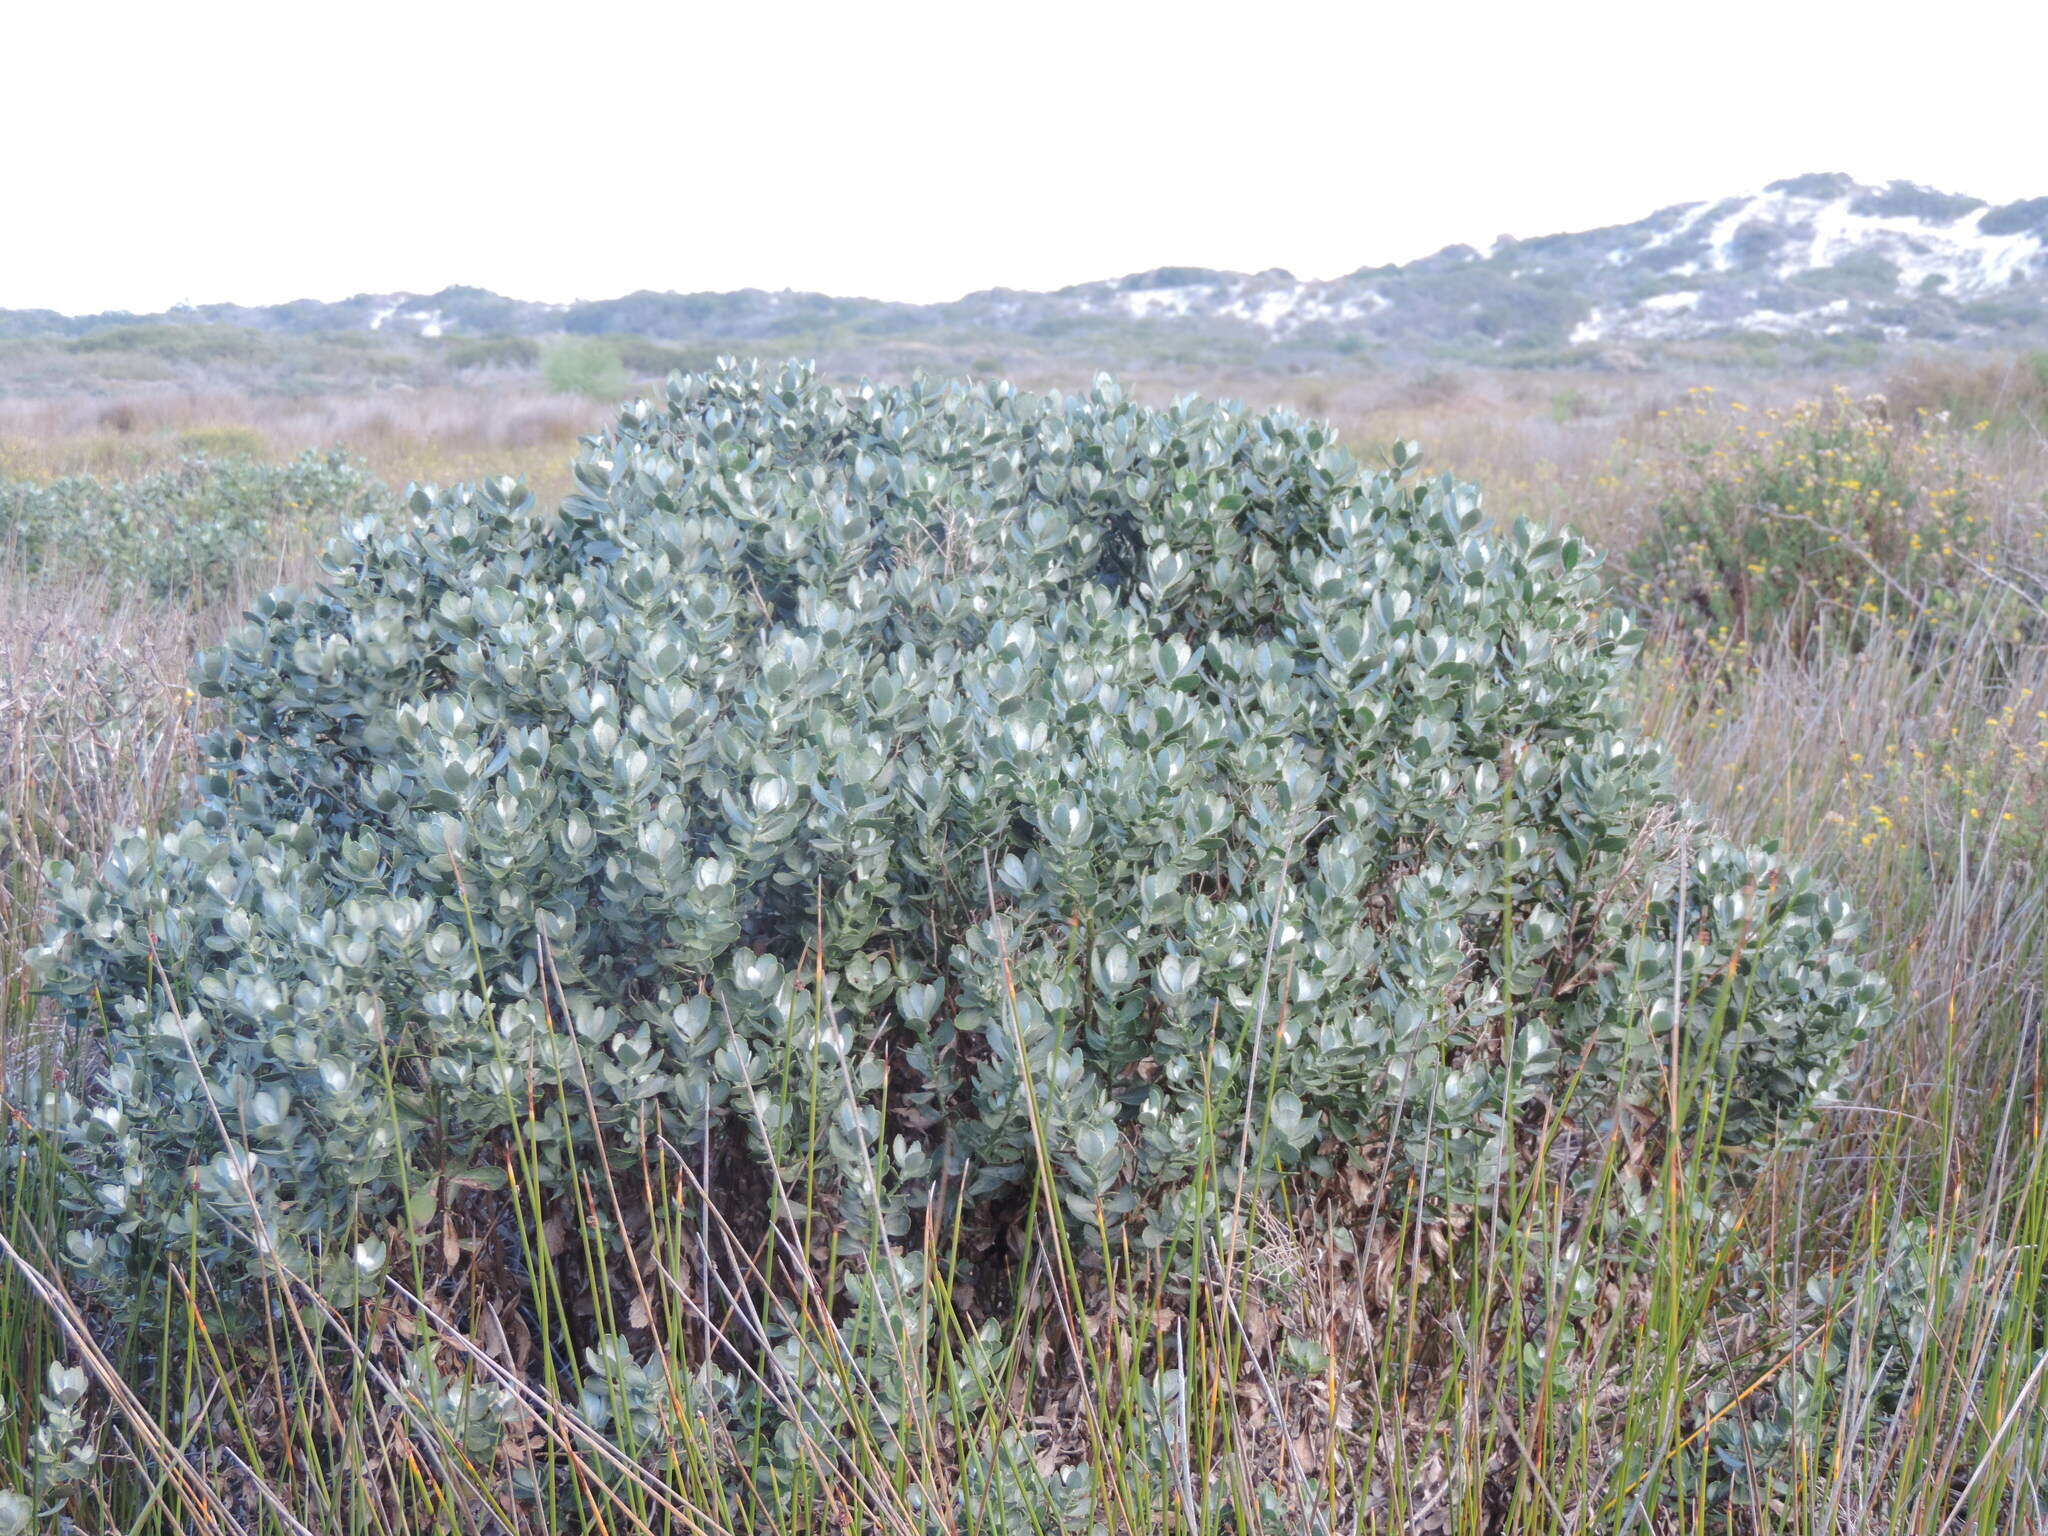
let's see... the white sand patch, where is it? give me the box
[1119,287,1207,320]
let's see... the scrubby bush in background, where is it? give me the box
[445,334,543,372]
[0,449,390,600]
[541,336,631,400]
[613,335,708,376]
[20,361,1889,1522]
[1626,387,1991,646]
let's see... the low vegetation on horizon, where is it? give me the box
[0,346,2043,1536]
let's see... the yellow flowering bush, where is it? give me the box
[1626,388,1989,646]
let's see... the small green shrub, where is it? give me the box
[444,335,541,371]
[1626,387,1988,645]
[541,336,631,399]
[613,335,706,376]
[0,450,389,599]
[22,362,1886,1514]
[1549,385,1593,423]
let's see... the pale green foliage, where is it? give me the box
[0,1362,96,1520]
[25,1363,94,1495]
[22,360,1888,1512]
[0,450,390,599]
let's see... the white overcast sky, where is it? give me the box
[5,0,2044,316]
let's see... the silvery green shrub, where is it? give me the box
[26,360,1885,1348]
[0,449,388,599]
